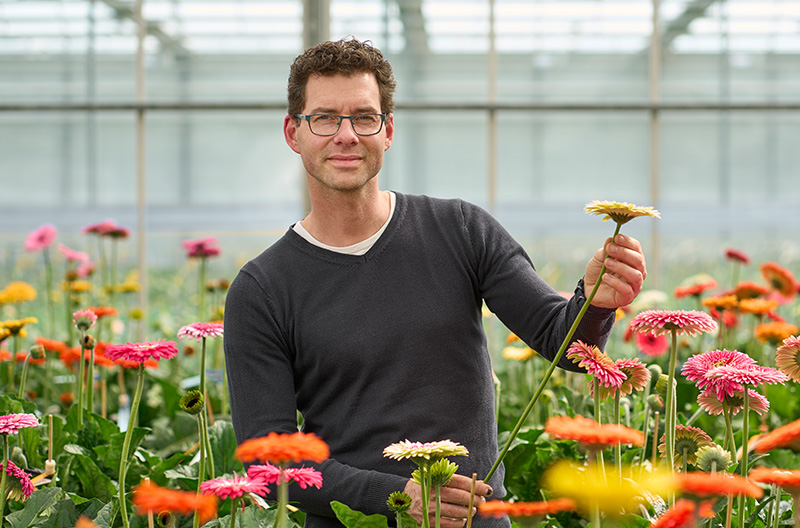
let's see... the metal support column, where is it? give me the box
[134,0,148,340]
[649,0,662,289]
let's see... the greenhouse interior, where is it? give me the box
[1,1,800,527]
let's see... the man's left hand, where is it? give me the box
[583,233,647,310]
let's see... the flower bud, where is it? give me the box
[695,444,732,473]
[65,269,78,281]
[29,344,45,360]
[654,373,670,395]
[129,307,144,320]
[387,491,412,514]
[179,390,204,415]
[218,278,231,290]
[81,334,95,349]
[646,394,664,411]
[156,511,175,528]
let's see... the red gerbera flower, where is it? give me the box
[629,310,717,338]
[677,472,763,499]
[35,337,67,353]
[181,237,221,258]
[87,306,119,319]
[734,281,769,300]
[82,220,117,235]
[132,480,218,523]
[104,340,178,364]
[724,248,750,265]
[749,466,800,495]
[478,498,576,518]
[635,331,669,357]
[0,460,34,501]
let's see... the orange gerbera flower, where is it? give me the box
[87,306,120,319]
[114,358,160,369]
[59,346,82,367]
[16,351,45,365]
[545,415,644,450]
[755,321,799,345]
[650,499,697,528]
[734,281,769,300]
[35,337,67,353]
[701,294,738,311]
[0,350,11,362]
[132,480,218,523]
[749,466,800,495]
[760,262,798,298]
[505,332,521,344]
[235,432,330,465]
[677,472,763,499]
[753,418,800,453]
[738,298,779,316]
[478,498,576,518]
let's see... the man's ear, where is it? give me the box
[383,113,394,151]
[284,114,301,154]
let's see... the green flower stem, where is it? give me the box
[0,434,9,527]
[593,378,606,481]
[97,236,108,300]
[230,496,240,528]
[664,329,678,478]
[591,502,601,528]
[110,239,119,308]
[43,247,56,338]
[7,336,18,391]
[614,389,622,480]
[682,448,688,474]
[87,342,96,415]
[737,390,751,528]
[420,464,431,528]
[770,484,779,528]
[275,467,289,528]
[17,353,31,399]
[434,487,442,528]
[792,492,800,528]
[119,364,146,528]
[77,330,87,425]
[199,257,207,322]
[193,414,206,528]
[485,223,621,482]
[222,355,230,417]
[201,410,215,480]
[199,337,215,479]
[722,402,736,461]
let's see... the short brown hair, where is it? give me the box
[287,38,397,116]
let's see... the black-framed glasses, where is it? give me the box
[294,113,387,136]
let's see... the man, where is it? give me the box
[224,38,647,528]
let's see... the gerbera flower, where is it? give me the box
[114,358,160,369]
[677,472,763,499]
[0,282,37,303]
[104,340,178,364]
[132,480,218,523]
[57,243,89,263]
[237,432,330,465]
[566,340,626,391]
[87,306,119,319]
[629,310,717,338]
[674,274,718,299]
[760,262,798,298]
[76,261,95,279]
[24,224,57,252]
[502,346,533,361]
[592,358,651,399]
[478,498,576,518]
[658,425,713,467]
[199,474,268,500]
[72,309,98,331]
[635,331,669,357]
[650,499,697,528]
[35,337,67,353]
[247,462,324,489]
[682,349,755,388]
[749,467,800,495]
[701,294,738,312]
[105,225,131,239]
[776,335,800,383]
[703,364,786,400]
[0,317,38,337]
[753,418,800,453]
[383,439,468,462]
[695,444,732,473]
[177,322,224,341]
[734,281,769,300]
[0,413,39,435]
[59,346,82,367]
[755,321,799,345]
[738,298,779,316]
[181,237,221,258]
[505,332,521,344]
[387,491,412,513]
[0,460,34,501]
[697,387,769,416]
[179,390,204,415]
[725,247,750,265]
[583,200,661,225]
[82,220,117,235]
[74,516,100,528]
[545,415,644,449]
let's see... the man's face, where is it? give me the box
[284,72,394,194]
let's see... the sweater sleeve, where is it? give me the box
[459,201,615,371]
[224,269,409,521]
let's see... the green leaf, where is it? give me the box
[148,450,193,486]
[71,453,119,502]
[5,487,65,528]
[330,501,391,528]
[89,498,118,528]
[33,498,77,528]
[208,419,244,477]
[96,426,149,473]
[20,423,43,469]
[398,512,418,528]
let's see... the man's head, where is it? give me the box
[287,38,397,116]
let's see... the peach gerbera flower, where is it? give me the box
[734,281,769,300]
[749,466,800,495]
[753,418,800,453]
[677,472,763,499]
[760,262,798,298]
[697,387,769,416]
[701,294,738,311]
[583,200,661,225]
[478,498,576,518]
[545,415,644,449]
[738,298,779,316]
[132,480,218,523]
[674,275,718,299]
[629,310,717,338]
[566,340,626,392]
[776,335,800,383]
[591,358,651,399]
[236,432,330,465]
[755,321,799,345]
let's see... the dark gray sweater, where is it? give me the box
[224,192,614,528]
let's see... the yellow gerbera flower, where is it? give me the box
[584,200,661,225]
[0,317,38,336]
[503,346,534,362]
[0,281,37,303]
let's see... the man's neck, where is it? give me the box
[301,186,392,247]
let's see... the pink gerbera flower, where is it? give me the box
[0,460,34,501]
[105,225,131,239]
[178,322,224,341]
[698,388,769,416]
[682,349,755,386]
[73,309,98,331]
[591,358,651,399]
[104,340,178,364]
[199,474,269,500]
[0,413,39,435]
[76,261,96,278]
[24,225,57,252]
[181,237,221,258]
[635,331,669,357]
[776,335,800,383]
[629,309,718,338]
[57,243,90,263]
[82,220,117,235]
[703,364,787,400]
[566,340,626,392]
[247,463,324,490]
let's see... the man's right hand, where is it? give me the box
[403,475,493,528]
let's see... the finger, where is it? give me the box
[439,487,486,508]
[606,242,646,274]
[445,475,493,497]
[600,269,638,304]
[614,233,642,252]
